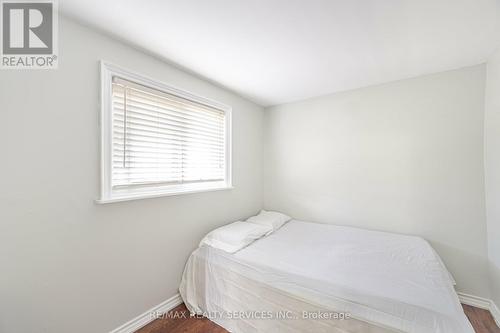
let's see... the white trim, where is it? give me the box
[458,292,491,309]
[109,293,182,333]
[101,61,232,112]
[98,61,233,203]
[96,185,234,204]
[110,292,499,332]
[491,300,500,328]
[458,292,500,327]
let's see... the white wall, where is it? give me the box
[0,18,264,333]
[485,48,500,307]
[0,14,496,333]
[263,65,490,298]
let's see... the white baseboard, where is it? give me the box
[108,291,499,332]
[458,292,491,309]
[109,293,182,333]
[490,300,500,328]
[458,292,500,327]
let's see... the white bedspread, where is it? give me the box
[180,220,474,333]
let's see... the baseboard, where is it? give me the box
[109,293,182,333]
[109,291,498,332]
[458,292,500,327]
[458,292,491,309]
[490,299,500,328]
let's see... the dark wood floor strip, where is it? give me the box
[462,304,500,333]
[136,303,500,333]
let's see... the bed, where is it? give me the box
[179,219,474,333]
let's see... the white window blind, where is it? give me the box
[111,76,227,190]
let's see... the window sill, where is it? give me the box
[96,185,234,204]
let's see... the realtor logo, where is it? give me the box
[1,0,58,69]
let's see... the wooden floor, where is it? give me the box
[463,304,500,333]
[137,304,226,333]
[137,303,500,333]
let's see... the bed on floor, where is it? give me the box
[179,217,473,333]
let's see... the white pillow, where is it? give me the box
[199,221,272,253]
[246,210,291,232]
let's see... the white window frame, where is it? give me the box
[97,61,232,203]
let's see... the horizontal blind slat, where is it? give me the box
[113,119,224,144]
[113,78,225,117]
[112,101,224,131]
[112,143,224,155]
[113,88,224,122]
[111,77,227,188]
[113,134,225,152]
[112,108,223,137]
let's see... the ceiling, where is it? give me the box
[60,0,500,106]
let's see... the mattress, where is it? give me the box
[179,220,474,333]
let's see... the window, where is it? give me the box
[98,62,232,203]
